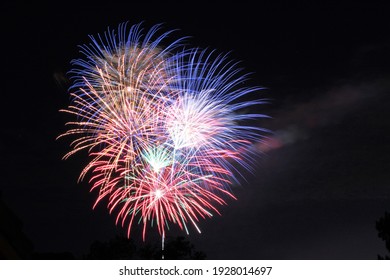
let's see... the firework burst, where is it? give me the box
[58,22,268,239]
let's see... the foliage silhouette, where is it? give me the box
[163,236,207,260]
[84,235,206,260]
[376,211,390,259]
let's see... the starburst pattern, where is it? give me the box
[58,22,268,239]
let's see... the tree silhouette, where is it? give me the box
[376,211,390,259]
[163,236,206,260]
[84,235,138,259]
[84,235,206,260]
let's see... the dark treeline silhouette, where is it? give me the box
[30,234,206,260]
[30,235,206,260]
[1,191,205,260]
[376,211,390,259]
[84,235,206,260]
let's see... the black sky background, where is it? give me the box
[1,2,390,259]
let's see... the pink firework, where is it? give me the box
[58,22,268,239]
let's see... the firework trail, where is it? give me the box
[58,22,268,239]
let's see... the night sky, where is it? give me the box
[2,2,390,259]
